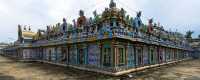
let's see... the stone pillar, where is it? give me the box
[125,43,128,66]
[112,39,117,67]
[111,39,119,72]
[98,41,103,67]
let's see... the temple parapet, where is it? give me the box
[26,2,190,51]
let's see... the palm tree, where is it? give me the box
[185,30,194,39]
[198,34,200,39]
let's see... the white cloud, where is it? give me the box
[0,0,200,42]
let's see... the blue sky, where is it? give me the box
[0,0,200,43]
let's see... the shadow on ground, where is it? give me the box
[1,56,200,80]
[0,73,16,80]
[1,59,114,80]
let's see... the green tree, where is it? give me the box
[198,34,200,39]
[185,30,194,39]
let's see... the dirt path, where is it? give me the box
[0,55,200,80]
[128,60,200,80]
[0,56,112,80]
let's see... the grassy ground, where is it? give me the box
[0,55,200,80]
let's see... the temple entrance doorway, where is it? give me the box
[61,47,67,64]
[78,48,84,65]
[48,50,52,61]
[137,47,143,66]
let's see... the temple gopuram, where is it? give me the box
[2,0,193,76]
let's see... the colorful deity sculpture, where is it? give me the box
[126,15,130,24]
[72,19,78,38]
[84,18,91,33]
[88,17,95,33]
[133,11,142,35]
[77,10,86,32]
[68,24,73,38]
[102,8,109,19]
[46,26,50,33]
[148,18,153,34]
[73,19,77,28]
[93,10,100,24]
[61,18,67,34]
[120,8,126,20]
[46,25,51,39]
[101,20,112,38]
[109,0,116,8]
[56,23,61,36]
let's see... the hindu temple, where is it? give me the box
[1,0,193,76]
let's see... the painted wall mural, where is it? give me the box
[143,46,149,65]
[127,46,135,67]
[56,47,62,62]
[46,48,53,61]
[137,47,143,66]
[88,44,100,66]
[43,48,48,60]
[149,47,154,64]
[61,47,68,63]
[162,48,166,62]
[69,46,77,64]
[22,49,37,59]
[166,48,170,61]
[51,48,56,62]
[77,46,87,64]
[23,49,31,59]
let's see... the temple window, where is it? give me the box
[116,22,119,26]
[110,22,113,26]
[103,48,111,67]
[118,48,125,65]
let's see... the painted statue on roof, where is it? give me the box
[148,18,153,34]
[61,18,67,33]
[77,10,86,31]
[56,23,61,35]
[120,8,126,19]
[93,10,100,24]
[109,0,116,8]
[72,19,77,28]
[133,11,142,34]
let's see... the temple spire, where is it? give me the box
[109,0,116,8]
